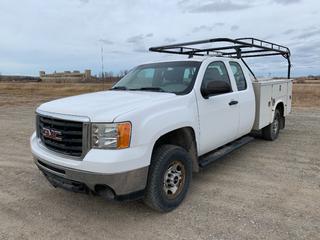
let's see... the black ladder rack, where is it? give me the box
[149,37,291,79]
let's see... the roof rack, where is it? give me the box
[149,38,291,79]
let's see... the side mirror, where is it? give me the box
[201,81,231,98]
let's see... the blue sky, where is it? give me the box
[0,0,319,77]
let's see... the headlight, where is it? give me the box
[91,122,131,149]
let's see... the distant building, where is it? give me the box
[39,70,93,83]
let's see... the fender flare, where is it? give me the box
[271,100,285,121]
[151,126,200,172]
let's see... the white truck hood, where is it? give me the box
[37,90,176,122]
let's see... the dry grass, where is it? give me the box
[0,82,112,96]
[0,82,113,107]
[0,81,319,108]
[292,83,320,107]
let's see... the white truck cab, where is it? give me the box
[31,38,293,212]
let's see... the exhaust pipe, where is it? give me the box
[95,185,116,200]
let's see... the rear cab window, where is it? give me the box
[229,61,247,91]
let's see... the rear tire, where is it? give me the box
[144,144,192,212]
[262,109,281,141]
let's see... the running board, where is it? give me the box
[198,136,254,168]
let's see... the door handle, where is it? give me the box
[229,100,238,106]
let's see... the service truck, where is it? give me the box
[31,38,293,212]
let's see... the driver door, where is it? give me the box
[196,61,240,155]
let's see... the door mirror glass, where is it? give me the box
[201,81,231,98]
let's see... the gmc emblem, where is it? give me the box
[42,127,62,141]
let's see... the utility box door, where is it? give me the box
[252,79,292,130]
[253,83,273,130]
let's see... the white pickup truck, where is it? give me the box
[31,38,293,212]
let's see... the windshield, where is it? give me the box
[112,61,201,95]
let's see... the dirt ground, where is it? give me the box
[0,84,319,240]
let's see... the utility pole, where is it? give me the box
[101,46,104,80]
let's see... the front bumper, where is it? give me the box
[31,132,150,197]
[35,157,148,198]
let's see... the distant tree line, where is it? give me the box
[0,74,40,82]
[97,69,129,83]
[99,70,129,78]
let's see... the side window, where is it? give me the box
[202,61,231,93]
[230,62,247,91]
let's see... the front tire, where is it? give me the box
[262,109,281,141]
[144,145,192,212]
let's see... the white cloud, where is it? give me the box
[188,0,252,13]
[0,0,318,77]
[273,0,302,5]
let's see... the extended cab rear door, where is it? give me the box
[228,61,256,137]
[195,60,240,155]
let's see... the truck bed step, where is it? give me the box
[198,136,254,168]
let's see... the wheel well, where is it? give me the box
[153,127,199,172]
[276,102,284,116]
[275,102,285,129]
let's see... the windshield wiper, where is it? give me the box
[111,86,127,90]
[112,86,167,93]
[130,87,166,92]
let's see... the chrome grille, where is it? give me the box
[37,115,87,157]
